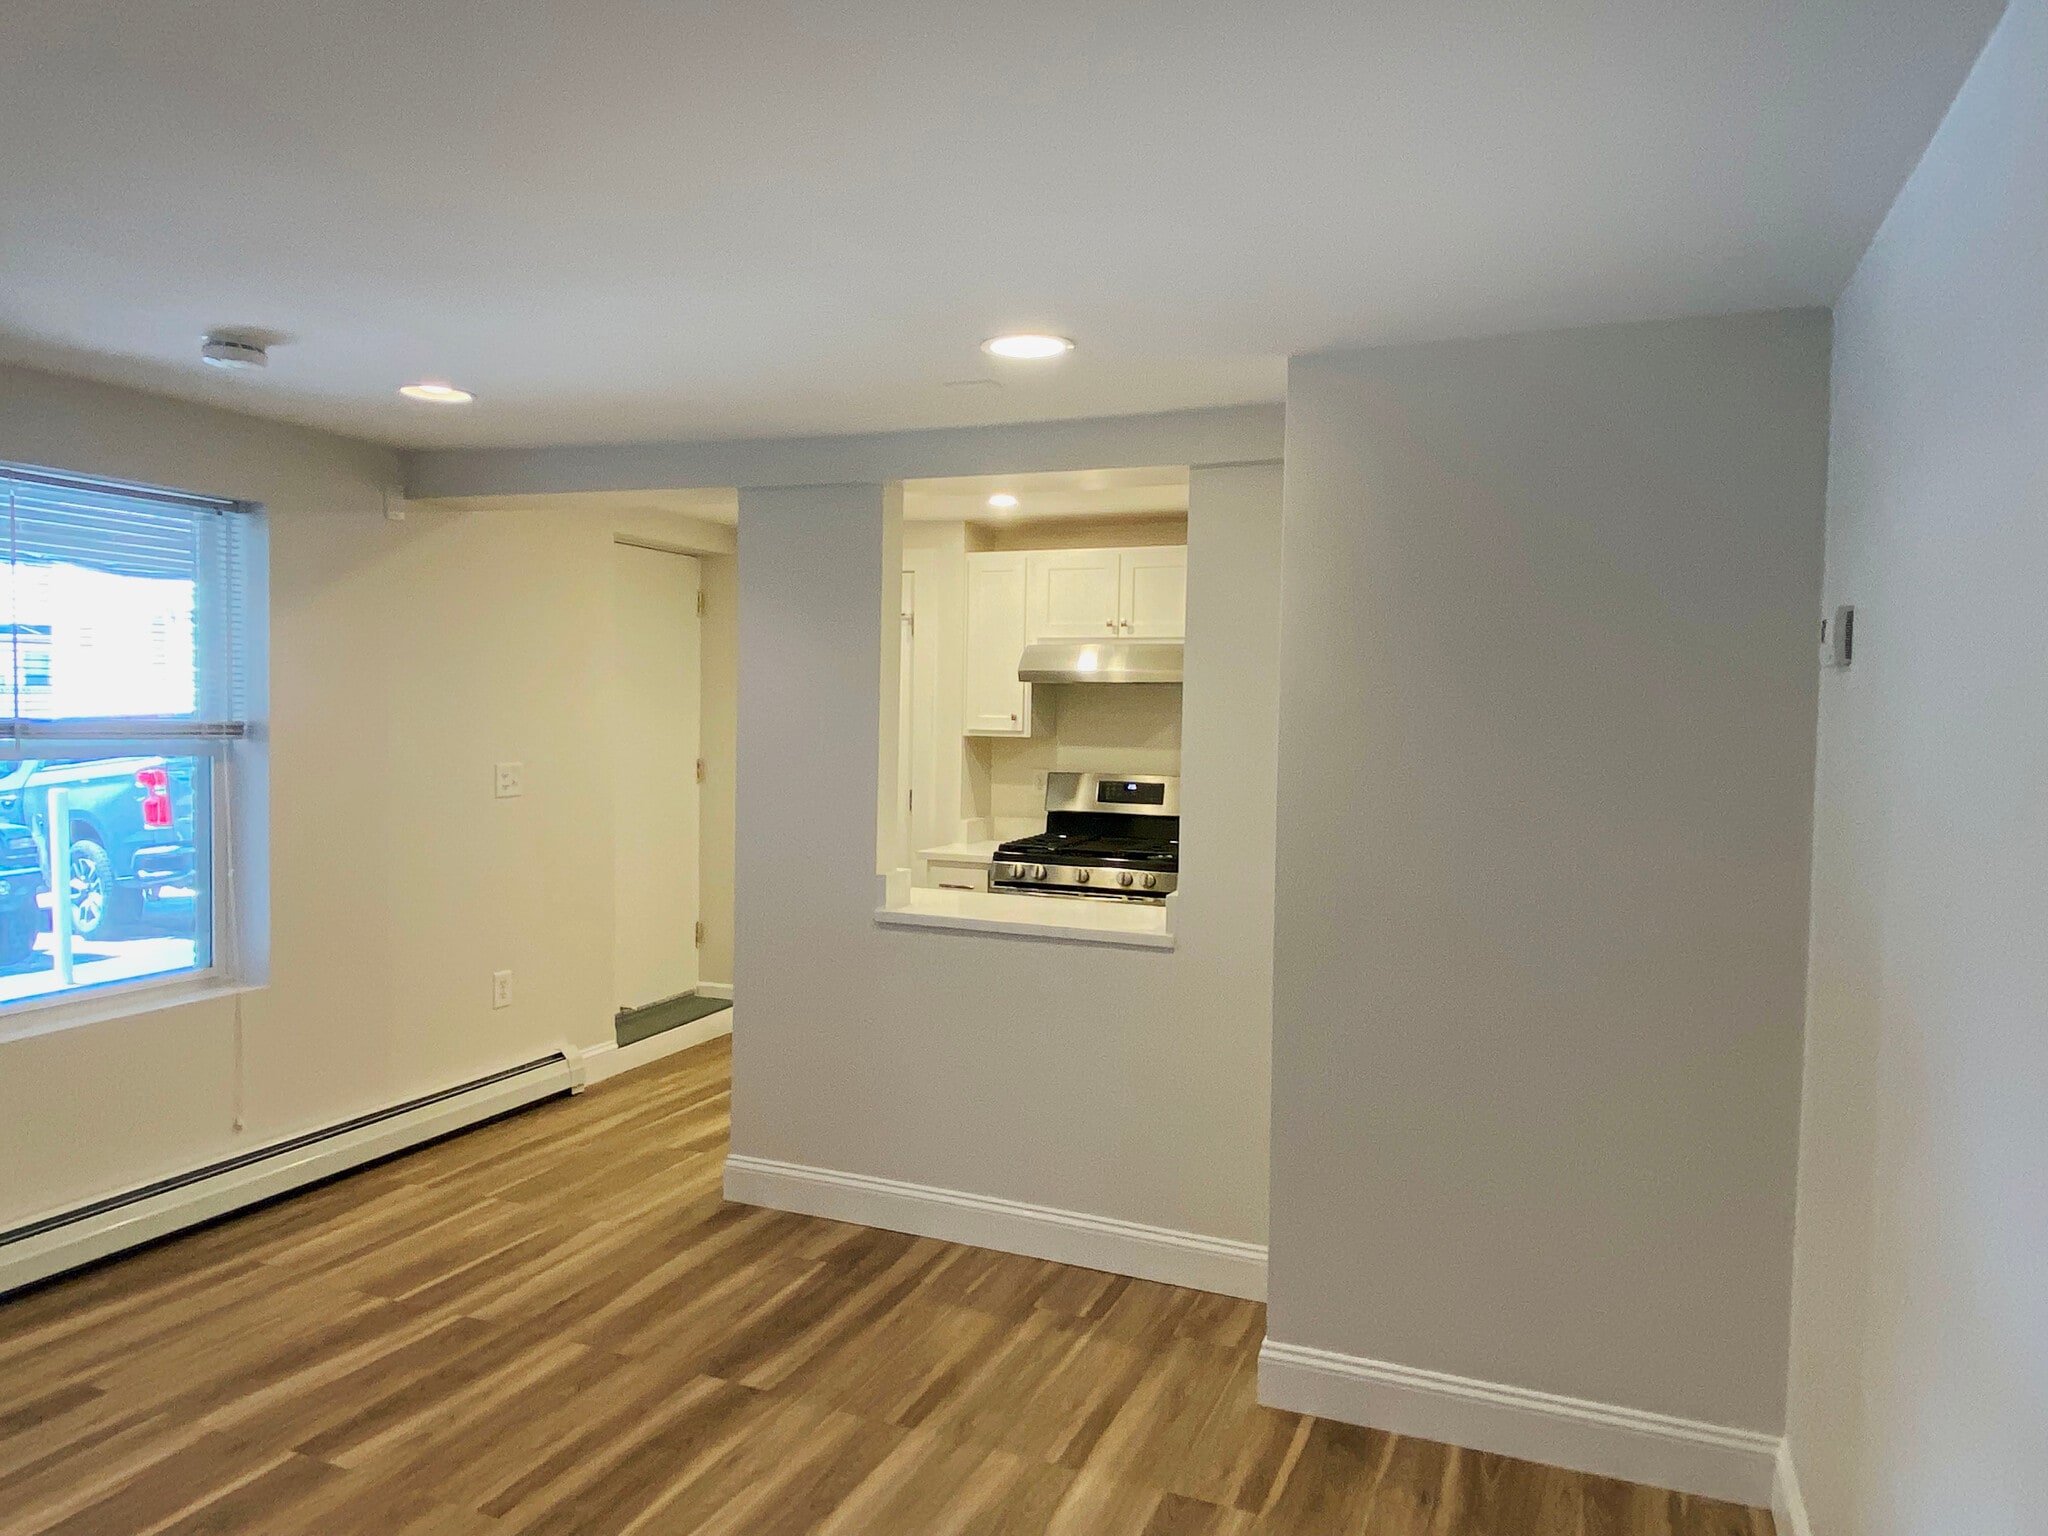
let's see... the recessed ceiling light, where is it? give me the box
[981,333,1073,360]
[399,381,474,404]
[987,493,1019,509]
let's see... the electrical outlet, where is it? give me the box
[494,762,523,798]
[492,970,512,1009]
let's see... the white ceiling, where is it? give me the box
[0,0,2006,451]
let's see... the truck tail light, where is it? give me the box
[136,767,173,829]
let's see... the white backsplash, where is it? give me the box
[967,682,1182,828]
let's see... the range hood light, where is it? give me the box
[1018,639,1182,684]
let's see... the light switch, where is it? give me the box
[494,761,523,798]
[1820,605,1855,669]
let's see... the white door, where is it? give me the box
[965,552,1033,735]
[612,542,701,1011]
[1025,548,1123,640]
[1119,547,1188,638]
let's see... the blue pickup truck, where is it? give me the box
[0,820,45,965]
[0,757,199,942]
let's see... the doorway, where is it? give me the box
[611,540,705,1034]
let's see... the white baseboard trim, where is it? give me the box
[695,982,734,1001]
[1772,1438,1813,1536]
[722,1154,1266,1300]
[1257,1339,1778,1506]
[578,1008,734,1085]
[0,1052,576,1298]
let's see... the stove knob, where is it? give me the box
[1118,871,1135,888]
[1002,863,1021,879]
[1030,865,1048,880]
[1074,868,1090,884]
[1142,873,1158,889]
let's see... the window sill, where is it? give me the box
[0,974,261,1045]
[875,888,1175,951]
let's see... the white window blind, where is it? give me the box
[1,466,254,743]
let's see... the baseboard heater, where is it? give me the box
[0,1051,579,1299]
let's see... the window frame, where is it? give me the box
[0,461,263,1036]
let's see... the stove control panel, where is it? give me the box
[992,861,1177,902]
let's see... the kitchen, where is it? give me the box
[880,466,1191,949]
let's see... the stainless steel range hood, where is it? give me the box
[1018,639,1183,685]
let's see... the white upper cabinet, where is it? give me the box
[965,545,1188,739]
[1023,546,1187,642]
[1119,546,1188,638]
[1024,549,1124,639]
[964,551,1034,735]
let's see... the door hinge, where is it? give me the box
[696,590,707,617]
[694,920,705,946]
[695,757,706,783]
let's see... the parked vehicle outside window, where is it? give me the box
[0,755,207,1005]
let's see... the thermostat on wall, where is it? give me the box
[1821,604,1854,669]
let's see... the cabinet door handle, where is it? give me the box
[1105,620,1116,631]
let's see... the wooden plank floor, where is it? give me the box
[0,1038,1774,1536]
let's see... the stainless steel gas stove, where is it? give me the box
[990,773,1178,903]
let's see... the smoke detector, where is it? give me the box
[201,332,269,370]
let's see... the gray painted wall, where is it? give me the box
[1787,2,2048,1530]
[405,405,1285,499]
[1268,312,1829,1431]
[729,459,1281,1248]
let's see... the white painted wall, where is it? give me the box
[730,461,1280,1250]
[698,550,738,990]
[900,521,969,854]
[1268,313,1830,1434]
[0,363,707,1226]
[968,513,1189,553]
[972,686,1184,830]
[1786,4,2048,1532]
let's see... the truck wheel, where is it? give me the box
[66,838,128,938]
[0,915,35,967]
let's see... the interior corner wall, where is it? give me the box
[729,460,1280,1253]
[1787,2,2048,1532]
[0,364,622,1227]
[1268,312,1830,1433]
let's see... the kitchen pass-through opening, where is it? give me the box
[880,466,1189,947]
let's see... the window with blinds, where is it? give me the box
[0,464,259,1019]
[2,466,252,741]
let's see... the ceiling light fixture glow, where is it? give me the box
[399,381,475,403]
[987,493,1019,509]
[981,333,1073,360]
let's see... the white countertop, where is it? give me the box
[916,840,1004,864]
[875,887,1174,950]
